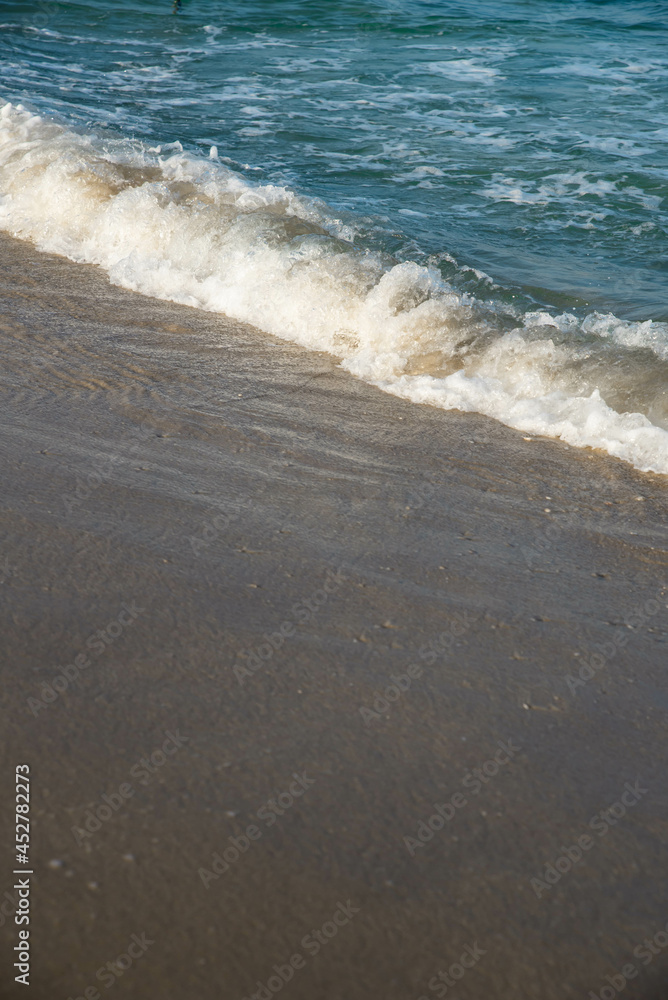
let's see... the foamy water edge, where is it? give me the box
[1,102,667,476]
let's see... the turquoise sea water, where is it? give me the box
[3,0,668,315]
[1,1,667,471]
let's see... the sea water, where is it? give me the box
[1,0,667,472]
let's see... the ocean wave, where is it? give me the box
[1,101,667,475]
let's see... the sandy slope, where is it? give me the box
[0,232,667,1000]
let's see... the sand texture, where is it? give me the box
[0,233,667,1000]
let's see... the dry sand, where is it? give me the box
[0,232,667,1000]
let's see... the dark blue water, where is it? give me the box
[2,0,668,317]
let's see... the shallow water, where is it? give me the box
[1,1,667,473]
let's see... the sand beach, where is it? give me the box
[1,232,667,999]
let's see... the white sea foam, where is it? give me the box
[582,313,668,361]
[426,60,501,83]
[1,102,666,475]
[479,170,660,212]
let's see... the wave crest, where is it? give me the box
[1,102,667,474]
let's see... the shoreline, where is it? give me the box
[0,231,667,1000]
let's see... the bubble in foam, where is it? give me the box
[0,101,667,475]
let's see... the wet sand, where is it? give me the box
[0,231,667,1000]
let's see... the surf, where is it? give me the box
[1,101,667,474]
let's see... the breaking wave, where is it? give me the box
[1,102,667,474]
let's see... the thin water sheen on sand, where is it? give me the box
[0,233,667,1000]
